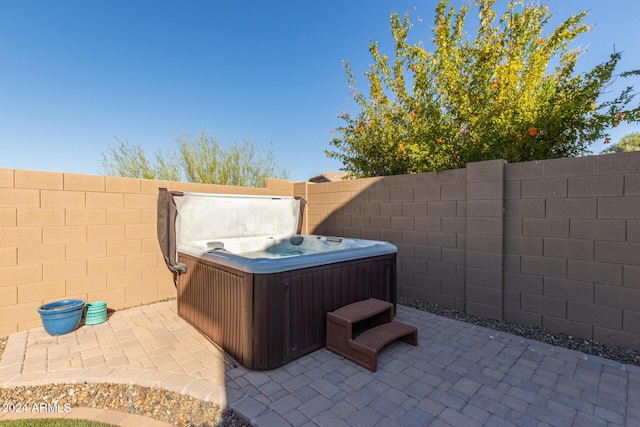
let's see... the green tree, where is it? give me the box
[327,0,640,177]
[102,134,289,187]
[600,131,640,154]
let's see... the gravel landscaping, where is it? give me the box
[1,298,639,426]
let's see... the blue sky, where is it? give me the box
[1,1,639,182]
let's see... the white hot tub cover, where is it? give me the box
[157,188,305,273]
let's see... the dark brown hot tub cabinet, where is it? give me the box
[158,189,398,370]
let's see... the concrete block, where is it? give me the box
[546,198,597,218]
[106,176,141,193]
[0,188,40,208]
[88,256,125,276]
[414,245,442,261]
[87,225,125,241]
[521,255,566,279]
[466,199,503,217]
[568,260,622,286]
[467,217,503,235]
[124,193,157,209]
[43,259,86,281]
[627,220,640,242]
[66,208,107,225]
[523,218,569,238]
[17,208,65,226]
[466,301,502,320]
[521,178,567,198]
[456,200,467,217]
[17,243,65,265]
[390,187,414,202]
[15,170,63,190]
[402,201,427,217]
[442,248,464,265]
[503,290,520,309]
[428,201,456,217]
[63,173,105,191]
[466,251,503,271]
[402,258,427,274]
[391,216,414,230]
[466,267,502,288]
[414,185,440,201]
[593,326,640,349]
[17,279,65,304]
[415,274,442,292]
[467,181,503,200]
[415,216,440,232]
[41,190,85,208]
[66,274,107,295]
[0,227,42,247]
[543,277,594,303]
[504,199,545,218]
[625,174,640,196]
[427,232,457,248]
[503,253,520,272]
[467,234,502,253]
[544,156,595,177]
[380,202,402,216]
[595,242,640,265]
[504,272,543,294]
[595,283,640,311]
[429,168,464,185]
[360,203,380,216]
[569,219,626,242]
[43,225,86,244]
[504,236,543,256]
[466,282,502,307]
[402,230,426,245]
[597,197,640,219]
[521,293,566,317]
[504,218,522,237]
[367,187,390,203]
[568,175,623,198]
[543,316,593,341]
[441,184,466,201]
[0,247,16,267]
[467,159,506,182]
[505,161,544,181]
[352,215,370,228]
[622,310,640,335]
[543,237,593,261]
[624,265,640,289]
[504,309,542,327]
[568,301,621,329]
[124,223,156,240]
[0,208,16,227]
[0,264,42,287]
[504,181,520,199]
[0,168,14,187]
[442,217,465,233]
[427,261,457,280]
[370,215,390,229]
[596,151,640,175]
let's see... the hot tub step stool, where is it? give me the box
[326,298,418,372]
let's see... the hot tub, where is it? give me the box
[158,189,397,370]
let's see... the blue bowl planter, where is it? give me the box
[37,299,85,336]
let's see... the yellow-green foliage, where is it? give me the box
[328,0,640,177]
[102,134,289,187]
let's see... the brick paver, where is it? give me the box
[1,299,639,426]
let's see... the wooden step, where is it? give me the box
[352,321,418,352]
[328,298,394,325]
[326,298,418,372]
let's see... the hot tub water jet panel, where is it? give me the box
[157,188,397,370]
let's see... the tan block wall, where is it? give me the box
[0,168,294,336]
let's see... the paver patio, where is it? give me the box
[1,299,638,426]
